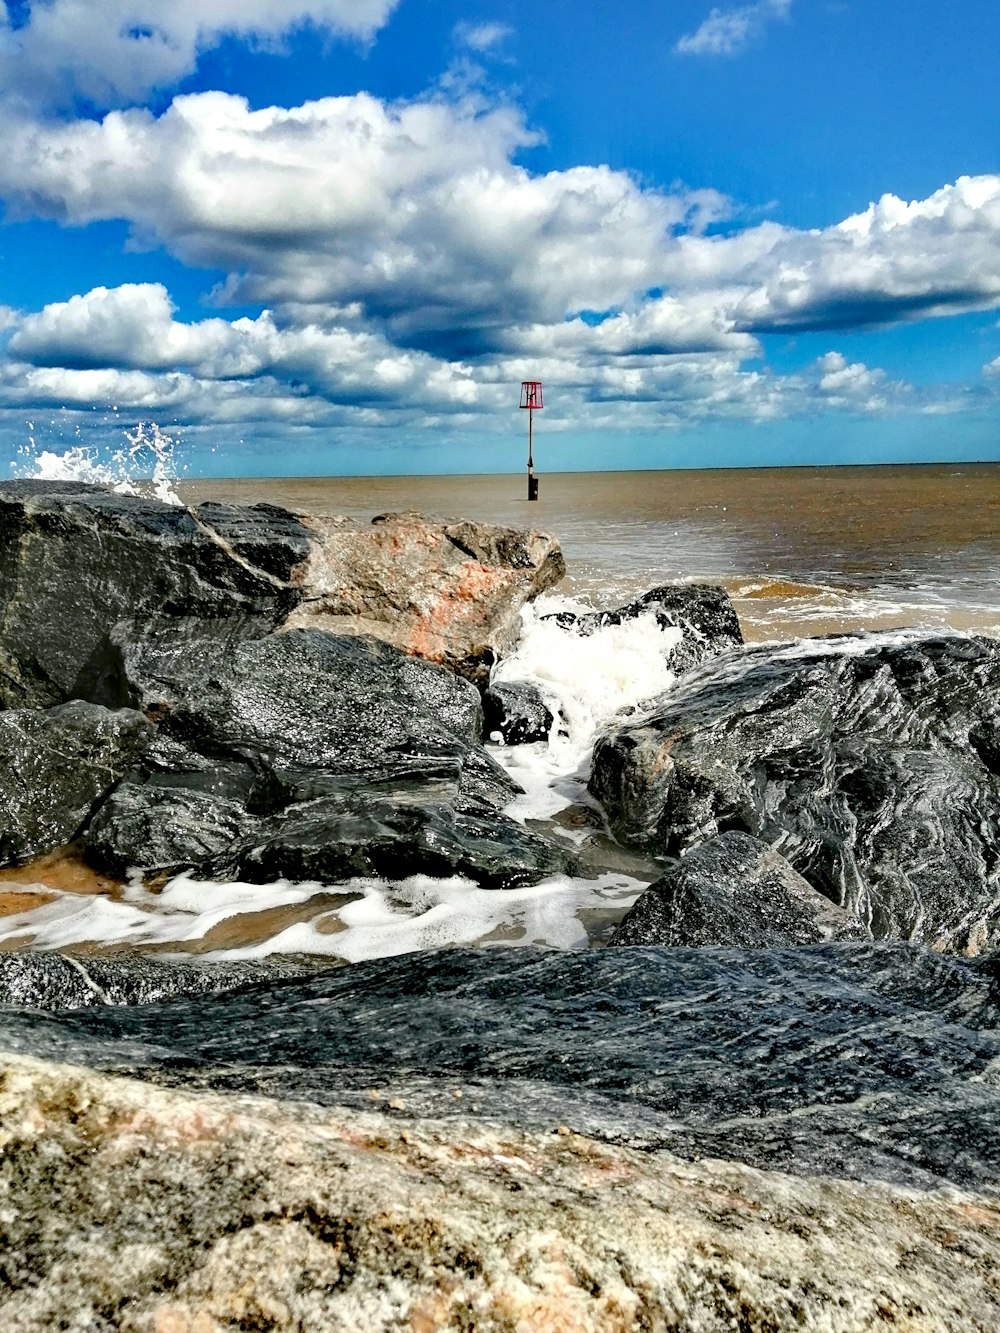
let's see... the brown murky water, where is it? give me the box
[182,462,1000,641]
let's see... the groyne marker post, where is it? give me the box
[520,380,543,501]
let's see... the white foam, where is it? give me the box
[488,594,683,822]
[12,421,184,506]
[0,871,646,962]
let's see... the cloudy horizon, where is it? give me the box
[0,0,998,476]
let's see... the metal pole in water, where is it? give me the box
[520,380,543,501]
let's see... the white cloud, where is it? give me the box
[676,0,791,57]
[985,355,1000,377]
[453,21,512,54]
[0,0,400,109]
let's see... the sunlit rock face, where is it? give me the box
[2,1051,999,1332]
[591,634,1000,953]
[0,482,307,711]
[284,510,566,686]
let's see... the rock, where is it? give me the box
[591,633,1000,953]
[0,952,310,1010]
[85,629,569,888]
[545,582,743,673]
[0,701,152,867]
[0,481,307,710]
[283,510,566,686]
[610,830,864,947]
[7,943,999,1194]
[3,1052,1000,1332]
[482,679,555,744]
[232,788,568,890]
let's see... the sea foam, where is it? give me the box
[11,421,184,506]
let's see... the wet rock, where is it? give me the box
[546,582,743,673]
[85,630,568,888]
[233,788,568,890]
[0,481,306,710]
[591,633,1000,952]
[0,952,310,1011]
[482,678,555,744]
[610,830,864,947]
[283,510,566,686]
[0,701,152,867]
[2,1044,1000,1330]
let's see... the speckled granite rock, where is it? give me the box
[591,633,1000,953]
[283,510,566,686]
[2,1052,999,1332]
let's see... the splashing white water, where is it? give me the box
[12,421,185,506]
[488,595,684,822]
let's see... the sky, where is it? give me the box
[0,0,998,477]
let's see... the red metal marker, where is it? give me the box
[520,380,543,500]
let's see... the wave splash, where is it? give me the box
[11,422,184,506]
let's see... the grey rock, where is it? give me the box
[610,830,864,947]
[482,678,555,744]
[0,481,306,710]
[3,1052,1000,1332]
[546,582,743,673]
[0,952,310,1011]
[591,633,1000,952]
[0,701,152,867]
[85,629,568,888]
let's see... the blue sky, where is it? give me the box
[0,0,998,476]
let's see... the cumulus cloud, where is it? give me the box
[675,0,791,56]
[453,21,512,54]
[0,0,399,109]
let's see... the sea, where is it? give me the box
[2,457,999,965]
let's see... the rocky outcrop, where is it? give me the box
[0,485,565,710]
[0,482,307,710]
[2,1044,1000,1331]
[84,629,569,888]
[0,701,152,867]
[545,582,743,673]
[284,510,565,685]
[610,830,864,947]
[591,633,1000,953]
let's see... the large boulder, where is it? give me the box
[610,830,864,947]
[0,482,307,710]
[283,510,566,685]
[591,634,1000,953]
[2,1051,999,1332]
[0,701,152,867]
[84,629,569,889]
[545,582,743,674]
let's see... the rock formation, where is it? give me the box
[590,634,1000,953]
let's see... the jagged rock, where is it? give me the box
[2,1051,999,1332]
[482,678,555,744]
[283,509,566,686]
[0,481,306,710]
[591,633,1000,953]
[0,701,152,867]
[610,830,864,947]
[85,629,569,888]
[0,952,310,1010]
[545,582,743,673]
